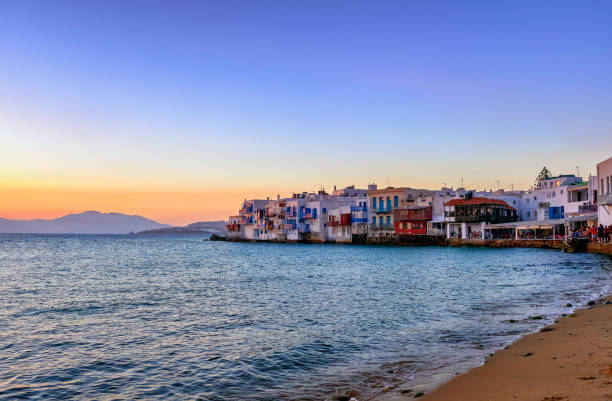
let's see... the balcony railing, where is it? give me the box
[369,223,394,230]
[373,206,393,213]
[598,193,612,206]
[578,204,598,212]
[454,215,517,224]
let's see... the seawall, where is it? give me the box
[218,235,612,255]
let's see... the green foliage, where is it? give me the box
[534,166,552,188]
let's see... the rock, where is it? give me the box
[529,315,544,320]
[523,352,533,357]
[414,392,425,398]
[508,319,517,323]
[587,300,596,306]
[400,389,413,394]
[332,396,350,401]
[604,300,611,305]
[566,303,572,307]
[540,327,554,332]
[346,389,359,398]
[578,376,596,380]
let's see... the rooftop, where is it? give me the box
[444,197,515,210]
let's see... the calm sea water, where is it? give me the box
[1,234,611,400]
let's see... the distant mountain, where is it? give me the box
[0,211,170,234]
[137,220,226,235]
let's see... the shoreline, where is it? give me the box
[220,236,612,256]
[379,295,612,401]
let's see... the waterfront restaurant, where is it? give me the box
[443,196,517,239]
[484,212,598,240]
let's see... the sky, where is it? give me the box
[1,0,611,225]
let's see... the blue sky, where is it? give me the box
[1,0,611,223]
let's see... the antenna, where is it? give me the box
[511,183,514,192]
[460,177,464,187]
[576,166,580,177]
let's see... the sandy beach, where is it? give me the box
[388,297,612,401]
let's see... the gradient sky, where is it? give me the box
[1,0,611,225]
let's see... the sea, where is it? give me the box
[1,234,611,400]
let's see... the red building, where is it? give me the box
[394,206,432,235]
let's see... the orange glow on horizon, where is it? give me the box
[0,187,286,226]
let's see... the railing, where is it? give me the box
[578,204,598,212]
[455,215,517,224]
[369,223,394,230]
[598,193,612,205]
[374,206,393,213]
[328,221,350,227]
[225,224,241,232]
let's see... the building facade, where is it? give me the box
[444,196,517,239]
[597,157,612,226]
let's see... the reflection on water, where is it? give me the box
[0,234,610,400]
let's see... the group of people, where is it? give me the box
[573,224,612,243]
[591,224,611,243]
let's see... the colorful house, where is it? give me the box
[394,206,432,235]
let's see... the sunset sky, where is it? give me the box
[1,1,611,225]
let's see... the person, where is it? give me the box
[590,225,598,242]
[604,225,610,243]
[597,224,604,243]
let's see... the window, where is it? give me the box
[373,198,377,209]
[602,179,605,193]
[386,216,391,225]
[372,216,376,225]
[403,223,408,229]
[394,196,399,207]
[527,211,530,217]
[322,208,326,214]
[534,211,537,217]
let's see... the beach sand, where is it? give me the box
[386,297,612,401]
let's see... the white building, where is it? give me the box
[227,188,370,242]
[597,157,612,226]
[520,174,594,221]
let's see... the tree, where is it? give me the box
[534,166,552,188]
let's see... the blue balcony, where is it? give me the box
[375,206,392,213]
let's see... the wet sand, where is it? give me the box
[389,297,612,401]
